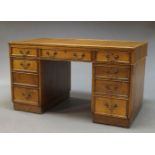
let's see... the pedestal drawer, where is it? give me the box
[96,50,130,64]
[12,59,38,72]
[13,72,38,86]
[13,86,39,105]
[11,48,37,57]
[94,96,127,118]
[95,65,130,80]
[95,79,129,97]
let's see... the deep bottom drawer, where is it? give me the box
[13,86,39,106]
[94,96,128,118]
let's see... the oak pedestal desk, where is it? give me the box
[9,38,148,127]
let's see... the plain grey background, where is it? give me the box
[0,21,155,132]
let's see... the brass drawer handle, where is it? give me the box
[46,51,57,57]
[106,84,118,92]
[73,53,77,57]
[81,54,85,58]
[106,68,119,74]
[22,92,32,100]
[105,54,120,62]
[106,54,110,59]
[52,52,57,57]
[46,51,50,56]
[105,102,118,113]
[114,55,119,60]
[20,61,31,69]
[73,53,85,59]
[20,50,30,56]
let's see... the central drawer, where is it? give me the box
[95,79,129,97]
[68,50,92,61]
[94,96,127,118]
[12,59,38,73]
[13,86,39,105]
[40,48,92,61]
[41,49,68,59]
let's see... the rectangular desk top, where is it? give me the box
[9,38,147,49]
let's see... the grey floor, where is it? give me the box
[0,84,155,133]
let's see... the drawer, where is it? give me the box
[94,96,127,118]
[96,50,130,64]
[13,86,39,105]
[68,51,92,61]
[13,72,38,86]
[11,48,37,57]
[41,49,68,59]
[12,59,38,72]
[95,65,130,80]
[95,79,129,97]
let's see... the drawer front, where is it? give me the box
[68,51,92,61]
[11,48,37,57]
[41,49,67,59]
[95,80,129,97]
[95,65,130,80]
[12,59,38,72]
[13,72,38,86]
[95,96,127,118]
[96,50,130,64]
[13,86,39,105]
